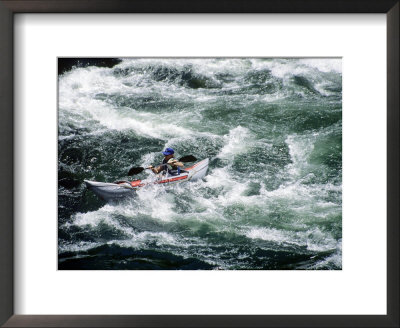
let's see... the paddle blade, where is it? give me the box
[179,155,197,163]
[128,167,145,176]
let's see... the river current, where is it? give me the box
[58,58,342,270]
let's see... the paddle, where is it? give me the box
[128,155,197,176]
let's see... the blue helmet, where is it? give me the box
[162,147,174,156]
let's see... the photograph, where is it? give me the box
[58,57,342,270]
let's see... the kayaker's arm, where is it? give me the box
[148,160,183,175]
[167,158,184,168]
[148,165,161,174]
[148,164,169,174]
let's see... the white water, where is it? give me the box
[59,58,342,269]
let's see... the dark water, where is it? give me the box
[58,58,342,270]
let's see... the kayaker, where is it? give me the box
[149,148,184,175]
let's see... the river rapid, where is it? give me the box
[58,58,342,270]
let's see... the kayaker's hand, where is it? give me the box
[147,165,153,169]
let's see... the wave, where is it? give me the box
[59,58,342,133]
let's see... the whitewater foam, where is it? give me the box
[245,226,338,252]
[217,126,253,160]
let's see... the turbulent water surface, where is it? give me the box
[58,58,342,270]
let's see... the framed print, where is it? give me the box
[1,1,398,327]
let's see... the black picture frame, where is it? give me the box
[0,1,398,327]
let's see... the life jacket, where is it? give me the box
[162,158,181,175]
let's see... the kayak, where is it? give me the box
[84,158,209,201]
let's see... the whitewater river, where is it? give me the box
[58,58,342,270]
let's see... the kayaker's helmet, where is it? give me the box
[162,147,174,156]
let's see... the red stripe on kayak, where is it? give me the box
[157,175,188,184]
[130,175,188,188]
[131,183,146,188]
[130,180,142,187]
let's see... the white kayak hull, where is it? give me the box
[85,158,209,201]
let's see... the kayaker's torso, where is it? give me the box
[162,157,180,174]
